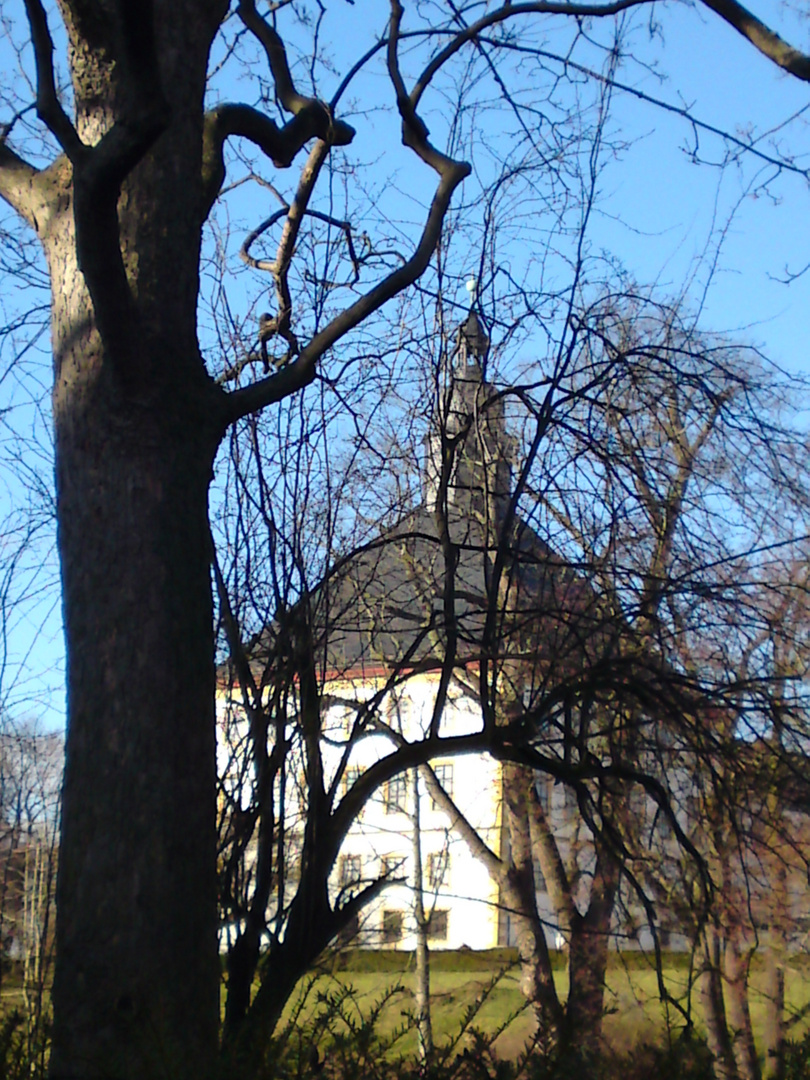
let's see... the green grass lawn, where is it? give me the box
[278,951,810,1061]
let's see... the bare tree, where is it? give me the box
[378,276,810,1060]
[656,556,810,1080]
[0,718,61,1073]
[0,0,807,1075]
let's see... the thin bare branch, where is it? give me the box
[411,0,650,108]
[222,154,470,422]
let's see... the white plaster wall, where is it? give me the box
[326,672,503,950]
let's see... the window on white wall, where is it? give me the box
[382,910,404,944]
[345,706,361,736]
[381,854,406,878]
[536,775,552,813]
[431,763,454,808]
[342,766,361,795]
[533,861,546,893]
[384,775,407,814]
[426,850,450,889]
[656,805,674,838]
[427,910,449,940]
[339,854,363,886]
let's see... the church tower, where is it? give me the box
[423,295,515,531]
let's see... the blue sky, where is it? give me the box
[2,0,810,731]
[586,0,810,373]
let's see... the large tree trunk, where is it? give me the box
[51,398,220,1078]
[44,12,225,1071]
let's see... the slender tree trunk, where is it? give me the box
[762,946,785,1080]
[699,925,739,1080]
[724,927,761,1080]
[411,769,433,1065]
[762,800,787,1080]
[525,771,617,1052]
[502,763,562,1037]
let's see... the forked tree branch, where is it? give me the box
[221,0,471,425]
[235,0,354,145]
[244,139,330,366]
[20,0,170,381]
[238,0,313,113]
[23,0,83,159]
[200,103,353,217]
[221,150,469,423]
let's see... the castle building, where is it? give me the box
[218,306,810,960]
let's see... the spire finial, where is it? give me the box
[456,279,488,363]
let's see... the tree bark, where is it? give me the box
[564,842,619,1054]
[50,395,221,1078]
[699,924,739,1080]
[41,10,227,1070]
[762,944,785,1080]
[526,775,617,1052]
[411,770,434,1064]
[723,925,761,1080]
[761,795,787,1080]
[502,763,562,1036]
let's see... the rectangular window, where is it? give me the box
[657,808,674,838]
[431,763,454,808]
[338,853,362,887]
[426,851,450,890]
[381,854,406,878]
[382,910,404,944]
[342,766,361,796]
[536,775,552,814]
[384,775,408,814]
[427,909,449,941]
[533,861,546,893]
[341,709,356,737]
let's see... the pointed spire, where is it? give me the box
[456,279,489,364]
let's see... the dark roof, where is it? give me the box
[306,504,604,684]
